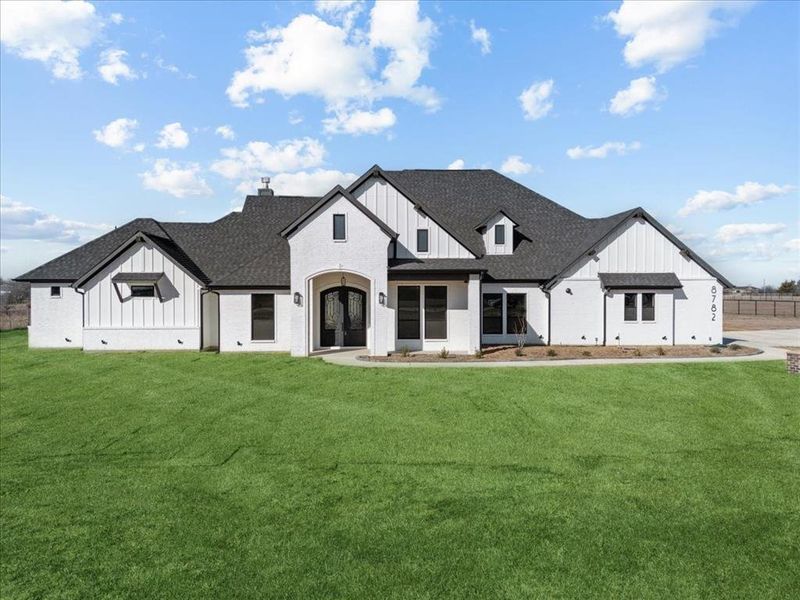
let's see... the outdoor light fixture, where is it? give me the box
[566,288,573,295]
[340,275,347,287]
[379,292,386,305]
[293,292,302,306]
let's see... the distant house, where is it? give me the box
[727,286,760,295]
[15,166,731,354]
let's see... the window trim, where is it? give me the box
[396,285,421,340]
[641,292,656,322]
[482,292,503,335]
[416,228,429,254]
[622,291,658,323]
[332,213,347,242]
[505,292,527,335]
[494,224,506,245]
[50,285,61,298]
[251,293,276,342]
[623,293,638,322]
[423,285,448,341]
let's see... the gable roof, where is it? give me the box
[14,167,731,289]
[280,185,397,239]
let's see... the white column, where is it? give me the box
[468,274,481,352]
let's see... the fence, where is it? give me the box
[723,297,799,317]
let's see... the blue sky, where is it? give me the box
[1,0,798,285]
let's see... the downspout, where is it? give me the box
[76,287,86,348]
[602,288,607,346]
[543,285,551,345]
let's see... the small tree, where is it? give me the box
[777,279,798,294]
[512,316,527,356]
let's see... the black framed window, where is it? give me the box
[130,285,155,298]
[494,224,505,245]
[624,293,637,321]
[416,229,429,253]
[642,293,655,321]
[506,293,527,334]
[333,214,346,240]
[482,293,503,334]
[251,293,275,341]
[424,286,447,340]
[397,286,421,339]
[50,286,61,298]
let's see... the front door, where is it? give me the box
[320,286,367,347]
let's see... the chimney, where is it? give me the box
[257,176,274,197]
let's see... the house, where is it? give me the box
[15,166,731,355]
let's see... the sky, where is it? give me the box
[1,0,798,286]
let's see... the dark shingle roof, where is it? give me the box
[14,168,731,288]
[598,272,683,289]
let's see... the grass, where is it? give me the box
[1,329,798,599]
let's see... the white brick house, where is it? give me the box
[16,166,731,355]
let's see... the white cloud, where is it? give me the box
[567,141,641,159]
[289,110,304,125]
[140,159,212,198]
[785,239,800,252]
[315,0,363,31]
[132,143,145,153]
[156,122,190,149]
[154,57,195,79]
[714,223,786,243]
[109,12,124,25]
[447,159,465,170]
[0,195,110,243]
[606,1,753,72]
[215,125,236,140]
[93,117,138,148]
[227,1,438,130]
[519,79,554,121]
[666,224,705,242]
[211,138,326,181]
[500,155,533,175]
[237,169,358,197]
[470,20,491,54]
[679,182,795,217]
[608,76,663,116]
[97,48,136,84]
[322,107,396,135]
[0,0,103,79]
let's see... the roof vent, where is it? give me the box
[258,176,274,197]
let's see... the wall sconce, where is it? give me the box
[378,292,386,305]
[293,292,302,306]
[340,275,347,287]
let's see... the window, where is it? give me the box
[424,286,447,340]
[50,286,61,298]
[494,224,505,245]
[251,293,275,341]
[397,286,421,339]
[482,293,503,334]
[624,293,637,321]
[642,293,655,321]
[130,285,155,298]
[333,214,346,241]
[416,228,429,253]
[506,293,527,335]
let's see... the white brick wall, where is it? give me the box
[28,283,83,348]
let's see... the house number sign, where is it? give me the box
[710,285,718,322]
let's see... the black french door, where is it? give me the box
[320,287,367,347]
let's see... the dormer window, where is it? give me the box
[494,224,505,245]
[333,214,346,241]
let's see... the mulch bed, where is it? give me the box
[365,343,761,362]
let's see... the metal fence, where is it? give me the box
[723,297,799,317]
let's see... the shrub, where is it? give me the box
[439,347,450,359]
[546,349,557,357]
[710,346,721,354]
[581,350,591,357]
[729,343,741,351]
[473,348,484,359]
[656,346,666,356]
[514,347,524,357]
[399,345,411,358]
[633,348,642,357]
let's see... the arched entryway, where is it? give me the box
[319,286,366,347]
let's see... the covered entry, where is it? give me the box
[320,286,366,347]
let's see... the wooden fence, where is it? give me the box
[723,297,799,317]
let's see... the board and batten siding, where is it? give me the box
[353,177,474,259]
[83,242,201,330]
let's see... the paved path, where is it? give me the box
[320,329,798,368]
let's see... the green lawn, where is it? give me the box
[1,329,798,599]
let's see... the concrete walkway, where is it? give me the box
[320,329,798,368]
